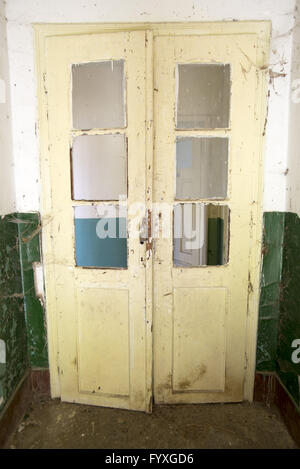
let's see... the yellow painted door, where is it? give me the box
[153,33,263,403]
[40,24,268,412]
[45,31,151,411]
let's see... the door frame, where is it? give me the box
[35,21,270,404]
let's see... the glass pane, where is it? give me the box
[72,60,125,129]
[176,137,228,199]
[74,205,127,268]
[173,203,229,267]
[71,134,127,201]
[177,64,230,129]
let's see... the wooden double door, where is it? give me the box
[37,23,270,411]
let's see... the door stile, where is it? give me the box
[145,30,154,413]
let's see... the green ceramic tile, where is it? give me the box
[0,215,28,411]
[256,318,279,372]
[276,213,300,399]
[17,213,48,368]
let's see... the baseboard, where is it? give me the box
[0,368,50,448]
[254,372,300,446]
[253,372,277,406]
[0,371,32,449]
[274,377,300,447]
[30,368,51,399]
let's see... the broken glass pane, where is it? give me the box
[173,203,229,266]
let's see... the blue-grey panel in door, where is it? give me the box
[75,217,127,268]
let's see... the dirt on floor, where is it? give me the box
[7,397,299,449]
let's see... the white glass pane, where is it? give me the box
[173,204,230,267]
[71,134,127,201]
[177,64,230,129]
[72,60,125,129]
[176,137,228,200]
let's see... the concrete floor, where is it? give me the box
[8,397,299,449]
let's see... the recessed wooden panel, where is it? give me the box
[77,288,129,396]
[173,287,227,392]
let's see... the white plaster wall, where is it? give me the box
[0,0,15,214]
[4,0,297,212]
[287,0,300,216]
